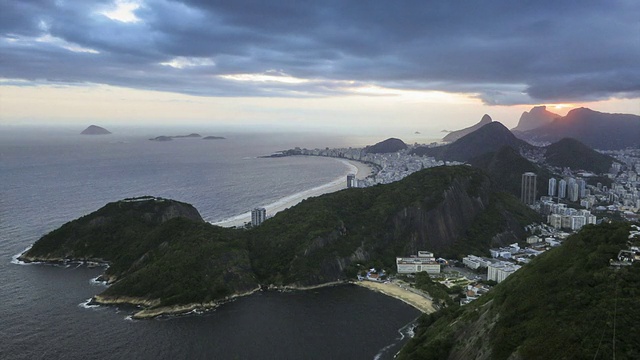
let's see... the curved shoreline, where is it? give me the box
[352,281,437,314]
[212,157,374,228]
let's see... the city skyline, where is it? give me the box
[1,1,638,133]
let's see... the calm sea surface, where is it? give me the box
[0,128,420,360]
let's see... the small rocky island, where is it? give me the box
[149,133,225,141]
[149,133,201,141]
[81,125,111,135]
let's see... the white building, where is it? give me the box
[487,262,521,283]
[462,255,490,269]
[396,251,440,274]
[251,207,266,226]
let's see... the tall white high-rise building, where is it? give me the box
[570,183,579,202]
[521,172,537,205]
[558,179,567,198]
[346,174,356,188]
[577,178,587,197]
[251,207,267,226]
[548,178,557,196]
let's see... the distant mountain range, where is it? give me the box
[511,105,560,132]
[413,122,532,162]
[515,107,640,150]
[442,114,492,143]
[364,137,407,153]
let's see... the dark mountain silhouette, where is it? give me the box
[413,122,533,162]
[516,107,640,150]
[544,138,616,173]
[364,138,407,153]
[442,114,492,143]
[512,106,560,132]
[468,146,551,199]
[81,125,111,135]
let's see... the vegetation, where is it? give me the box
[398,222,640,360]
[412,122,533,162]
[413,273,455,307]
[468,145,553,200]
[544,137,616,173]
[21,166,538,312]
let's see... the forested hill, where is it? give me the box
[413,122,532,162]
[19,166,539,316]
[398,222,640,360]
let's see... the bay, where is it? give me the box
[0,128,420,359]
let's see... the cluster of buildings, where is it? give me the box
[283,146,453,187]
[610,224,640,268]
[462,252,523,284]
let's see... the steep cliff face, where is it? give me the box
[276,169,533,286]
[443,114,492,143]
[390,176,489,255]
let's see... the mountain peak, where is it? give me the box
[515,108,640,150]
[512,106,560,132]
[442,114,493,142]
[414,121,532,162]
[480,114,492,123]
[364,137,407,153]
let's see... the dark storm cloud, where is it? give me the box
[1,0,638,104]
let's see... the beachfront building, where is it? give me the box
[396,251,440,274]
[346,174,356,188]
[251,207,266,226]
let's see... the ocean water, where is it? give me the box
[0,128,420,360]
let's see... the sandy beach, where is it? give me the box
[354,281,437,314]
[212,157,374,228]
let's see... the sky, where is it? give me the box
[1,0,639,135]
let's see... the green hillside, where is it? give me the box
[413,122,533,162]
[468,146,553,199]
[20,166,539,315]
[398,222,640,360]
[545,137,616,173]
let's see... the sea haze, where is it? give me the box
[0,128,420,360]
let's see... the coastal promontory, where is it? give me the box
[19,166,539,318]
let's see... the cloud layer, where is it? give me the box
[2,0,639,104]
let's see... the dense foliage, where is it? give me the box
[399,222,640,360]
[544,137,616,173]
[22,166,538,311]
[468,145,552,200]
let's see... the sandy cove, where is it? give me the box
[212,157,374,228]
[353,281,437,314]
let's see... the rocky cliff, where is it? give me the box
[512,105,560,132]
[442,114,492,143]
